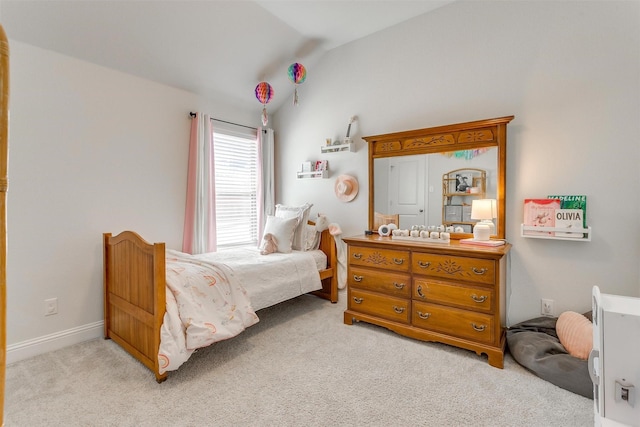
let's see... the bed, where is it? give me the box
[103,224,338,382]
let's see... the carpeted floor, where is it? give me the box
[5,291,593,426]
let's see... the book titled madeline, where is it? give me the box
[547,195,587,238]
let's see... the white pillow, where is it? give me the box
[275,203,313,251]
[261,215,298,253]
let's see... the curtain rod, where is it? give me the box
[189,112,257,131]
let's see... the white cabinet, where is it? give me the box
[591,286,640,427]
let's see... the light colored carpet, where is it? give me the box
[6,291,593,426]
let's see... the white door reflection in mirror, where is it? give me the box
[375,155,426,229]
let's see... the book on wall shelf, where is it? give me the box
[523,198,561,236]
[547,195,587,238]
[553,209,585,238]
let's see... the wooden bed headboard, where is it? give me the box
[0,23,10,423]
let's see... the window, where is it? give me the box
[213,130,258,249]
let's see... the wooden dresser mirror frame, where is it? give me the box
[364,116,514,240]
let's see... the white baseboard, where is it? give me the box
[6,321,104,365]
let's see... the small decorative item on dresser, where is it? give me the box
[378,224,391,236]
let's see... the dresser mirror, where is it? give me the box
[365,116,514,240]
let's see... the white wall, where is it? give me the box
[273,1,640,324]
[6,41,255,357]
[5,0,639,362]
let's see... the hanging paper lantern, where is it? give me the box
[287,63,306,106]
[287,63,306,85]
[255,82,274,126]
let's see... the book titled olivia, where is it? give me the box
[554,209,584,238]
[548,195,587,238]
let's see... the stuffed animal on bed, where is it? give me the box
[315,213,329,232]
[260,233,278,255]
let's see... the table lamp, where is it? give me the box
[471,199,496,241]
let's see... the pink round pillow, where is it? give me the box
[556,311,593,360]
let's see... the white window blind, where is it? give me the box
[213,131,258,249]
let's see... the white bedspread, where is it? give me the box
[158,248,324,373]
[195,248,324,311]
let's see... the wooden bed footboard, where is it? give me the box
[103,226,337,381]
[103,231,167,382]
[312,227,339,304]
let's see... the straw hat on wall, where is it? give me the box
[334,175,359,202]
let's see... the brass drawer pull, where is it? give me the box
[418,311,431,319]
[353,253,362,260]
[471,294,487,303]
[416,285,425,298]
[472,267,488,275]
[393,306,405,314]
[353,275,363,282]
[418,261,431,268]
[471,323,486,332]
[353,297,363,304]
[393,258,404,265]
[394,282,405,289]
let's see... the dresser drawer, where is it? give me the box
[413,279,493,313]
[349,246,410,272]
[349,266,411,298]
[412,301,495,344]
[349,289,410,324]
[412,253,495,285]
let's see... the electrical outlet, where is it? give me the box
[44,298,58,316]
[541,298,554,316]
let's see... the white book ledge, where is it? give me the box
[521,224,592,241]
[320,142,355,153]
[297,170,328,179]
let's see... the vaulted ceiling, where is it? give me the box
[1,1,454,115]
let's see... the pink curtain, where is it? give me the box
[182,113,216,254]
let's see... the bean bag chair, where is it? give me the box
[506,312,593,399]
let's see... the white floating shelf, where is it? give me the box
[320,142,355,153]
[521,224,592,241]
[297,170,328,179]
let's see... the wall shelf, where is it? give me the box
[320,142,355,153]
[297,170,328,179]
[521,224,592,241]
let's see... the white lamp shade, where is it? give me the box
[471,199,495,220]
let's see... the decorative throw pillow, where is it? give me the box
[275,203,312,251]
[260,216,298,253]
[556,311,593,360]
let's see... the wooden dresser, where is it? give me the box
[343,234,511,368]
